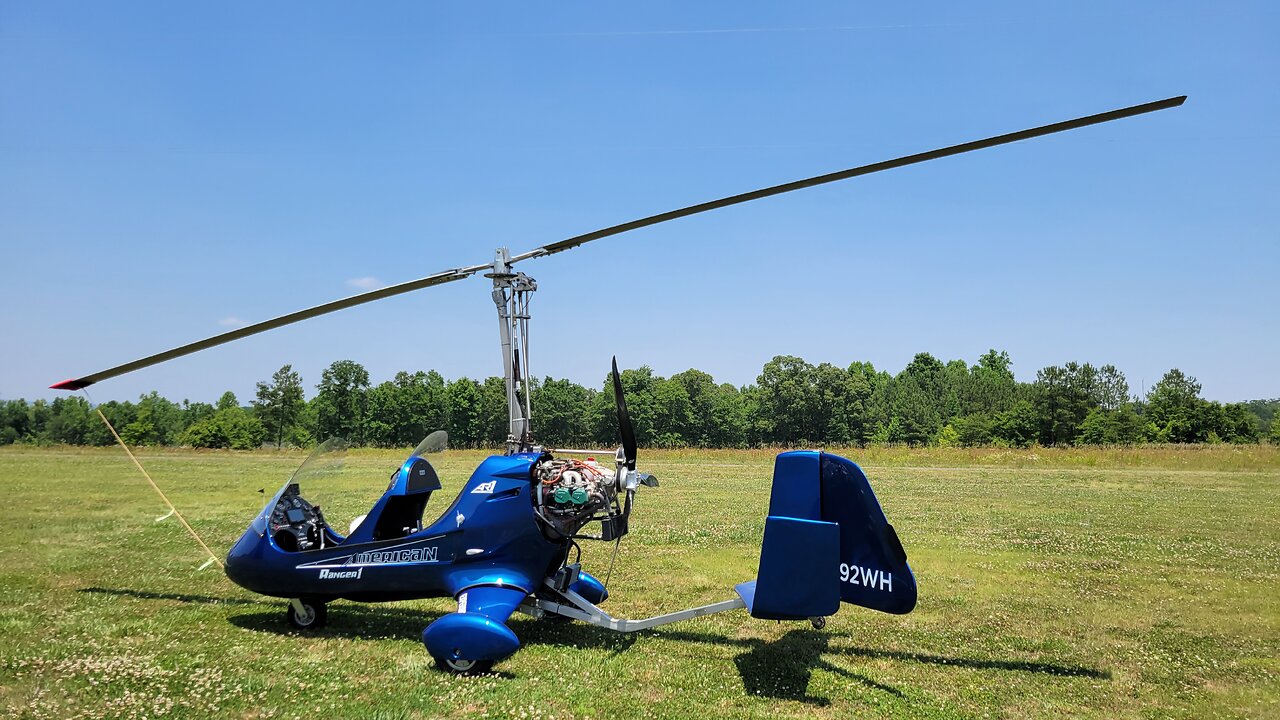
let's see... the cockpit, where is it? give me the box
[263,431,448,552]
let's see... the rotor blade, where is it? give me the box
[51,263,489,390]
[511,95,1185,262]
[611,356,637,471]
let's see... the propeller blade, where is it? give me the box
[611,356,637,471]
[511,96,1185,262]
[51,262,489,390]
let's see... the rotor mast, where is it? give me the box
[487,248,537,454]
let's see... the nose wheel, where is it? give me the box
[286,598,328,629]
[435,656,494,675]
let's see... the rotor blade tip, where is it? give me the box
[50,378,90,391]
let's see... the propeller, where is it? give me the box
[52,96,1185,390]
[611,357,637,471]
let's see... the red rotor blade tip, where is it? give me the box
[50,378,91,391]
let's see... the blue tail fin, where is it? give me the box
[739,451,916,619]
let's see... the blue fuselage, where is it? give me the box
[224,453,563,602]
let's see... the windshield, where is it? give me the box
[413,430,448,457]
[290,436,349,488]
[258,432,449,543]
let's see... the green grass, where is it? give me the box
[1,445,1277,719]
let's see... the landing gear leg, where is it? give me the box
[286,598,328,629]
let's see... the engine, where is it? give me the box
[534,457,619,538]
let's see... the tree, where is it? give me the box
[591,365,666,447]
[889,377,939,446]
[1243,398,1280,432]
[650,377,692,447]
[290,399,318,447]
[741,356,887,446]
[706,383,749,448]
[754,356,815,444]
[977,349,1013,381]
[1146,369,1203,442]
[870,353,958,446]
[1032,363,1100,445]
[850,362,890,445]
[1077,405,1144,445]
[672,369,719,446]
[841,362,879,445]
[120,392,182,446]
[670,370,749,448]
[46,396,93,445]
[364,370,449,448]
[0,399,30,444]
[84,400,137,446]
[811,362,857,444]
[180,405,267,449]
[26,399,51,442]
[446,378,485,447]
[1094,365,1130,411]
[314,360,370,444]
[936,423,961,447]
[253,365,306,448]
[180,400,216,431]
[992,401,1038,447]
[1214,403,1260,444]
[180,390,266,449]
[478,376,511,446]
[951,413,994,446]
[534,377,592,448]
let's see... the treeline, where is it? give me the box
[3,352,1277,449]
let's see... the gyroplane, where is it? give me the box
[53,95,1184,672]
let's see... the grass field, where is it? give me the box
[1,444,1277,719]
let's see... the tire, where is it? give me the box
[435,656,494,675]
[286,599,327,630]
[809,616,827,631]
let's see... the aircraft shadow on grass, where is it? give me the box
[651,628,1111,706]
[80,586,268,607]
[77,586,637,654]
[79,587,1108,703]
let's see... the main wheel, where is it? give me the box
[286,599,327,629]
[809,616,828,631]
[434,656,493,675]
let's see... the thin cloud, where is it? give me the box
[346,276,386,292]
[218,316,247,328]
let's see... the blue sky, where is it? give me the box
[2,2,1276,404]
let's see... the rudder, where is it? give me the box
[819,453,916,614]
